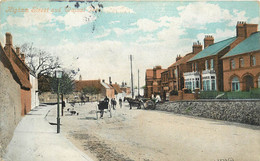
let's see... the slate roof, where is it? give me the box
[189,37,237,62]
[222,32,260,58]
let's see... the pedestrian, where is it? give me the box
[62,100,65,116]
[100,97,109,118]
[113,98,117,109]
[119,98,122,108]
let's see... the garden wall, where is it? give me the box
[156,100,260,125]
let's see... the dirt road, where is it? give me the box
[47,102,260,161]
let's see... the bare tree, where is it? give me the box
[20,43,61,78]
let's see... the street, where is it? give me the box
[46,102,260,161]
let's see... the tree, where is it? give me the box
[50,71,76,116]
[50,71,75,96]
[82,86,100,96]
[20,43,61,78]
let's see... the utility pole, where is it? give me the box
[138,69,140,96]
[130,55,134,98]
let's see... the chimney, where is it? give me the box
[236,21,258,38]
[245,23,258,38]
[109,77,112,85]
[176,54,182,61]
[236,21,247,37]
[20,53,25,62]
[16,47,20,57]
[5,32,13,46]
[192,41,202,54]
[204,35,214,48]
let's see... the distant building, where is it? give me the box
[145,66,165,98]
[222,31,260,91]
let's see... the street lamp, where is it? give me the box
[55,69,63,133]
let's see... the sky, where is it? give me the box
[0,1,259,87]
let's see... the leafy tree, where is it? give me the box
[50,71,75,96]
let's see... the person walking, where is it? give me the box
[119,98,122,108]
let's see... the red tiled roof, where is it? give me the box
[74,80,101,91]
[169,52,194,68]
[111,83,122,93]
[0,42,31,89]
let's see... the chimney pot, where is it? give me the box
[16,47,20,56]
[20,53,25,62]
[5,32,13,46]
[204,35,214,48]
[192,41,202,54]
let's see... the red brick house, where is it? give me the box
[3,33,32,115]
[222,31,260,91]
[161,42,202,100]
[184,22,258,92]
[145,66,165,98]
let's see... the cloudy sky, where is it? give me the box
[0,1,259,87]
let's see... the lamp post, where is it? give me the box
[55,70,63,133]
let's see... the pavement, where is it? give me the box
[3,104,93,161]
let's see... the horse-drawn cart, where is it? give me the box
[124,97,144,109]
[96,101,112,119]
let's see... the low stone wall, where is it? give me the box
[156,100,260,126]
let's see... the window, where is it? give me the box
[205,60,208,70]
[251,55,256,66]
[231,77,240,91]
[195,62,198,71]
[230,59,235,69]
[239,58,244,68]
[210,59,214,70]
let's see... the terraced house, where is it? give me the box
[183,21,258,92]
[161,42,202,100]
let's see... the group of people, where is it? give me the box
[103,96,123,109]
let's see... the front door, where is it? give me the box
[244,75,254,91]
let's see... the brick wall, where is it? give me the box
[223,51,260,91]
[21,89,31,116]
[0,60,21,157]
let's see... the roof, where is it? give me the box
[0,42,31,89]
[101,81,113,89]
[111,83,123,93]
[189,37,237,62]
[222,32,260,58]
[74,80,101,91]
[169,52,194,68]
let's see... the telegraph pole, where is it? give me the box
[138,69,140,96]
[130,55,134,98]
